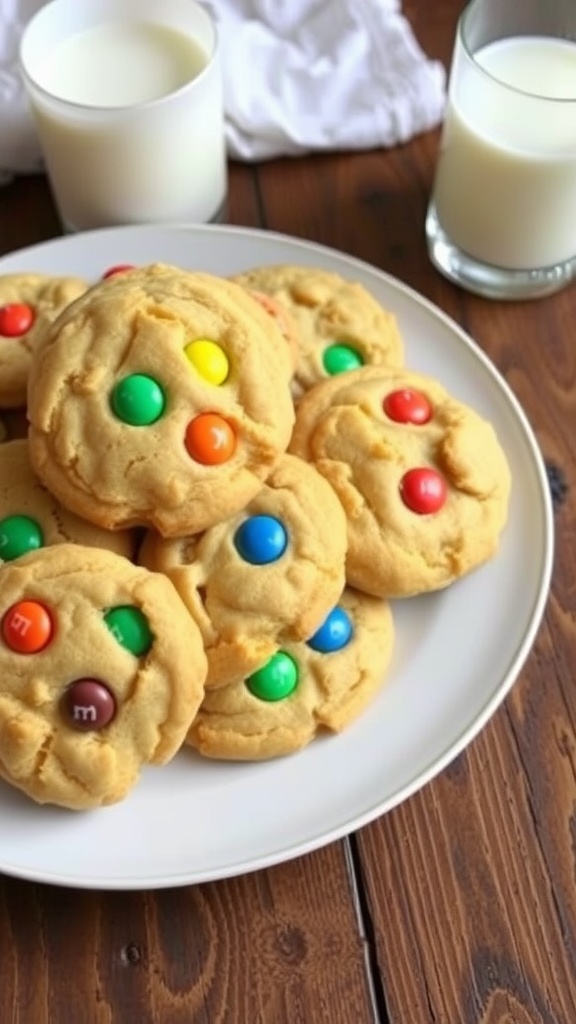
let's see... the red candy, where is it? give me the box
[383,388,431,425]
[101,264,136,279]
[400,467,447,514]
[63,679,116,731]
[0,302,35,337]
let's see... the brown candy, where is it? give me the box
[63,679,116,731]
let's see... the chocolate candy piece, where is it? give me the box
[103,605,153,656]
[2,599,53,653]
[185,338,229,385]
[0,302,35,337]
[63,679,116,730]
[0,514,44,561]
[184,412,236,465]
[234,514,288,565]
[246,651,299,702]
[383,387,432,425]
[110,374,166,426]
[400,467,447,514]
[307,605,353,653]
[322,343,363,376]
[101,264,136,279]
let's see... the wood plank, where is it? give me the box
[0,845,378,1024]
[352,272,576,1017]
[357,619,576,1022]
[226,162,262,228]
[0,175,61,254]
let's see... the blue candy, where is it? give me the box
[234,515,288,565]
[307,606,353,653]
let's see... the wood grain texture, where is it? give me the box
[0,175,61,253]
[0,846,377,1024]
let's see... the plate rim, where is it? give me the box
[0,223,555,889]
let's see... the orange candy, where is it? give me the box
[2,600,54,653]
[250,290,291,340]
[185,413,236,465]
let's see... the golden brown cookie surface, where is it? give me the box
[187,587,394,760]
[242,288,300,372]
[0,543,207,809]
[0,272,87,407]
[289,366,512,597]
[27,263,295,537]
[232,264,404,394]
[139,453,348,689]
[0,439,135,564]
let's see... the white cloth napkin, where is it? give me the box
[0,0,46,181]
[0,0,446,180]
[211,0,446,161]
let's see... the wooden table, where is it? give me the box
[1,2,574,1021]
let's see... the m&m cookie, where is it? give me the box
[27,263,295,537]
[187,587,394,760]
[0,439,135,564]
[0,543,207,809]
[139,453,348,689]
[242,288,300,373]
[232,265,404,394]
[0,272,87,407]
[289,366,512,597]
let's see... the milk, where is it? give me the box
[432,36,576,269]
[20,1,227,231]
[37,22,208,106]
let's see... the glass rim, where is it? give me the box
[19,0,220,115]
[459,0,576,104]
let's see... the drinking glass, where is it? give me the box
[426,0,576,299]
[19,0,227,232]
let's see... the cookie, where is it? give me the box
[232,264,404,394]
[243,288,300,372]
[289,366,512,597]
[139,453,348,689]
[0,272,88,407]
[0,543,207,809]
[187,587,394,760]
[27,263,295,537]
[0,439,136,564]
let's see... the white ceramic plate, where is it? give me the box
[0,225,553,890]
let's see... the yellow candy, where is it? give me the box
[184,338,229,385]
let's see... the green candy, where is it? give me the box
[0,514,43,561]
[322,343,364,376]
[110,373,165,426]
[104,606,153,656]
[246,651,299,702]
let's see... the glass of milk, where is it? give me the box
[19,0,227,232]
[426,0,576,299]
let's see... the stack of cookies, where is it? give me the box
[0,260,511,810]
